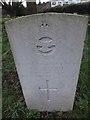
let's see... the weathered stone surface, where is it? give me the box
[5,13,87,111]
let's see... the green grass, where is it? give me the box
[0,18,2,120]
[2,18,89,119]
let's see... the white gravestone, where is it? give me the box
[5,13,88,111]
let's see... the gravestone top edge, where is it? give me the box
[5,13,88,25]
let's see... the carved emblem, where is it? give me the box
[36,36,55,55]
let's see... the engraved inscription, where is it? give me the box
[40,23,49,27]
[39,37,52,41]
[38,49,53,54]
[39,80,57,101]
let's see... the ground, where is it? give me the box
[1,17,89,119]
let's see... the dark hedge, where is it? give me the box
[44,2,90,14]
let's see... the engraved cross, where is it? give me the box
[39,80,57,101]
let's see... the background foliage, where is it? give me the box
[44,2,90,14]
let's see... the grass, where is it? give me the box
[2,18,89,119]
[0,18,2,120]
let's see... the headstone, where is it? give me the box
[5,13,88,111]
